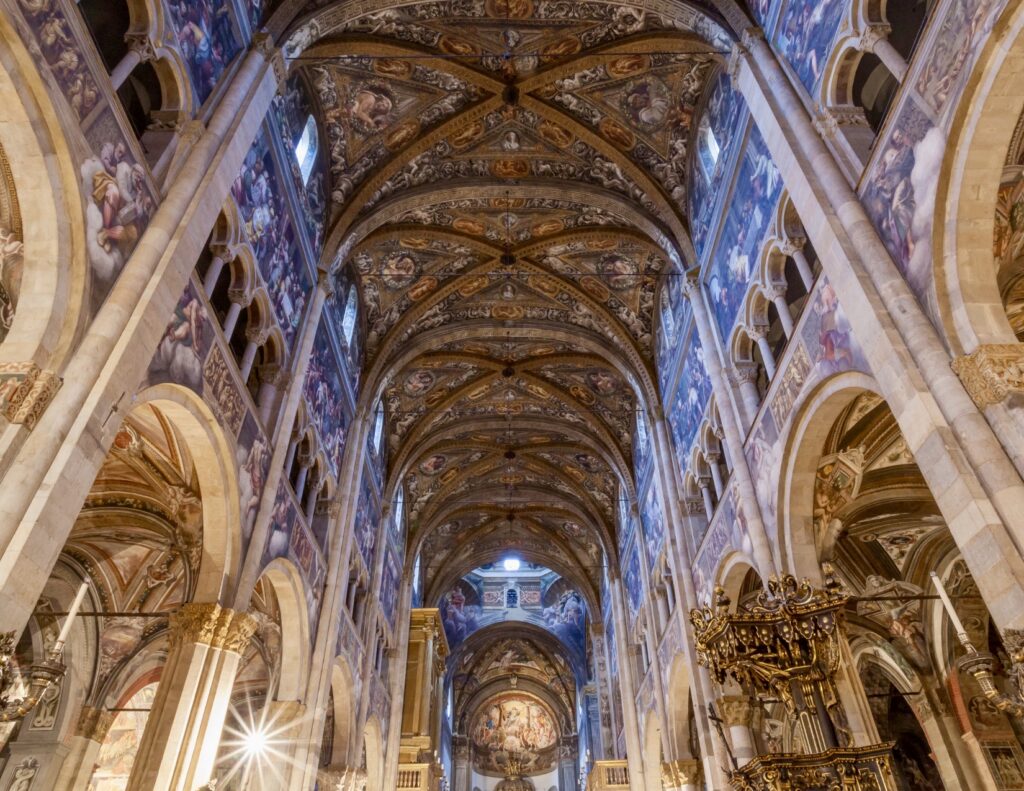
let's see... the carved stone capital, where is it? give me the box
[227,287,252,307]
[259,363,290,389]
[730,361,760,385]
[779,237,806,257]
[717,695,754,727]
[0,363,62,429]
[76,705,115,742]
[684,496,705,515]
[222,611,258,654]
[318,268,336,297]
[681,268,702,299]
[169,602,222,648]
[951,344,1024,407]
[662,758,700,787]
[176,119,206,146]
[124,32,156,62]
[245,325,271,346]
[859,24,893,54]
[253,32,287,86]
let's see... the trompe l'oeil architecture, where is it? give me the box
[1,0,1024,789]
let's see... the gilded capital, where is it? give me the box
[951,344,1024,408]
[169,602,222,648]
[222,611,259,654]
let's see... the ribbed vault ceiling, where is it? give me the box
[283,0,733,602]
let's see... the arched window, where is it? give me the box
[697,116,721,182]
[372,403,384,454]
[505,587,519,608]
[660,289,675,346]
[341,285,358,345]
[294,114,319,186]
[393,485,404,533]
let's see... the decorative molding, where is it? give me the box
[951,344,1024,407]
[662,758,700,787]
[0,363,62,429]
[717,694,754,727]
[76,705,115,742]
[253,32,287,86]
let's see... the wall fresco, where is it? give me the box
[541,586,586,655]
[639,483,664,575]
[690,74,746,258]
[623,539,643,612]
[706,126,782,342]
[304,321,348,473]
[380,545,401,627]
[439,579,482,649]
[471,694,559,775]
[773,0,847,95]
[324,266,363,396]
[232,129,312,349]
[666,328,711,471]
[271,73,327,257]
[861,0,1000,318]
[353,472,379,569]
[655,266,688,395]
[744,276,866,532]
[166,0,242,106]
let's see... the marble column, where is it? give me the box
[683,270,778,581]
[717,695,755,766]
[860,25,909,83]
[647,415,733,790]
[735,28,1024,632]
[767,285,795,338]
[126,603,257,791]
[782,239,815,292]
[52,706,115,790]
[609,575,648,791]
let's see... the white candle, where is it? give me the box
[55,581,89,647]
[930,572,969,637]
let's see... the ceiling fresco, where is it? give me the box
[282,0,732,628]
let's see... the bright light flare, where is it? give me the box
[503,557,521,571]
[214,695,312,790]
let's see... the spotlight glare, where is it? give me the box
[244,726,269,757]
[503,557,521,571]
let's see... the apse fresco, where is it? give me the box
[690,74,746,258]
[303,322,348,472]
[353,473,379,569]
[271,74,328,255]
[471,694,559,775]
[773,0,847,94]
[439,579,482,649]
[666,329,711,470]
[706,127,782,342]
[166,0,241,105]
[640,482,665,570]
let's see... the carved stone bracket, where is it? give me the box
[76,705,116,742]
[662,758,700,788]
[951,344,1024,407]
[718,695,754,727]
[0,362,62,429]
[253,32,287,86]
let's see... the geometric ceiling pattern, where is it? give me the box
[287,0,730,606]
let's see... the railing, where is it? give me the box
[396,762,445,790]
[586,760,630,790]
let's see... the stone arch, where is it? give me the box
[665,655,693,760]
[642,710,663,791]
[937,2,1024,352]
[329,656,359,766]
[132,384,242,601]
[253,557,311,702]
[777,371,882,579]
[363,715,385,790]
[0,14,85,370]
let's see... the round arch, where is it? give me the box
[252,557,311,702]
[777,371,883,579]
[329,655,359,766]
[133,384,243,602]
[937,2,1024,352]
[0,13,85,369]
[363,715,385,790]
